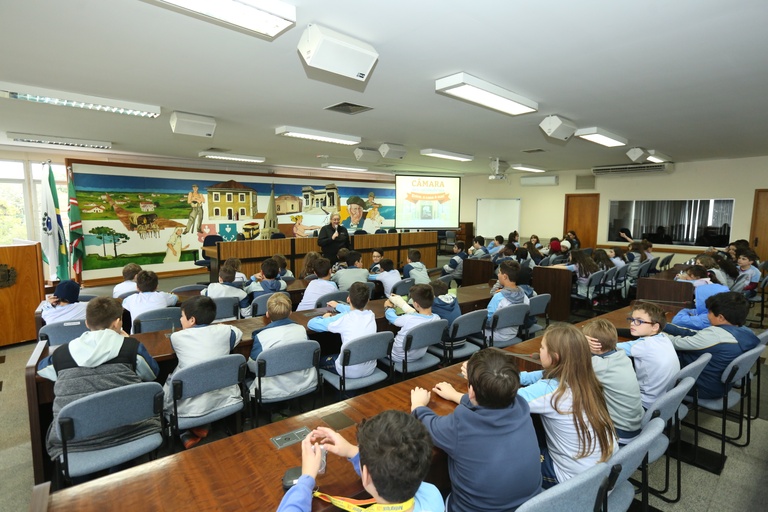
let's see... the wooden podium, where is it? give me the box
[0,242,45,345]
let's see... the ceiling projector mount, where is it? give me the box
[488,158,509,180]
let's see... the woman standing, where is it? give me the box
[317,212,350,264]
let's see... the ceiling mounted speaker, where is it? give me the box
[354,147,380,162]
[297,24,379,81]
[170,111,216,138]
[539,115,577,141]
[378,143,407,159]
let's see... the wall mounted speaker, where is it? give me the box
[539,115,577,141]
[354,148,380,162]
[378,143,407,159]
[170,111,216,138]
[297,24,379,81]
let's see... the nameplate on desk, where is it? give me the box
[271,426,311,449]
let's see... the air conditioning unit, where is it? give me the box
[592,162,674,176]
[520,175,558,186]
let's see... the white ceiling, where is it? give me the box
[1,0,767,177]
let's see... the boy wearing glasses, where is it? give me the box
[616,302,680,409]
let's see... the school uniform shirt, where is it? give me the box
[469,245,490,259]
[163,324,243,417]
[486,287,530,343]
[617,333,680,409]
[442,251,467,280]
[233,271,247,283]
[564,263,592,297]
[40,301,88,325]
[202,281,251,318]
[122,291,178,334]
[307,304,377,378]
[296,278,338,311]
[519,371,617,484]
[369,269,401,296]
[248,318,315,401]
[385,309,441,363]
[112,280,138,298]
[610,256,626,269]
[331,267,370,292]
[668,283,729,331]
[403,261,431,285]
[591,351,643,435]
[245,278,287,299]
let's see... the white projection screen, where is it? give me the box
[394,175,461,230]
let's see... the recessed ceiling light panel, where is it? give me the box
[435,72,538,116]
[275,126,361,145]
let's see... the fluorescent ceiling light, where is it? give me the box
[0,81,160,118]
[646,150,672,163]
[321,163,368,172]
[574,127,627,147]
[435,72,538,116]
[626,147,648,162]
[152,0,295,38]
[511,164,546,173]
[276,126,361,145]
[6,132,112,149]
[420,148,474,162]
[199,151,265,163]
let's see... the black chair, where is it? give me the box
[194,235,224,269]
[270,232,286,239]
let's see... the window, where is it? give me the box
[239,193,246,202]
[226,193,233,202]
[608,199,735,246]
[213,207,221,216]
[213,192,220,202]
[239,207,246,217]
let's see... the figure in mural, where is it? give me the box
[164,227,189,263]
[291,215,321,238]
[183,184,206,234]
[365,191,381,209]
[341,196,376,233]
[104,194,181,233]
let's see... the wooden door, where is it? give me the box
[750,189,768,263]
[564,193,599,250]
[0,242,46,345]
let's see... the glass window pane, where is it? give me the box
[0,182,28,244]
[0,160,25,180]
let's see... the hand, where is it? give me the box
[384,300,394,308]
[322,312,333,318]
[586,335,602,354]
[47,296,59,306]
[327,300,339,308]
[332,230,339,240]
[433,382,463,404]
[460,361,468,380]
[300,434,324,479]
[311,427,358,459]
[410,387,431,411]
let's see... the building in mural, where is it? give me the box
[207,180,257,220]
[275,194,301,215]
[261,186,278,239]
[302,183,338,214]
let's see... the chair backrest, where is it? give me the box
[608,417,666,490]
[342,331,394,367]
[271,232,286,239]
[438,274,453,286]
[642,377,695,426]
[78,294,97,302]
[516,462,611,512]
[492,303,530,331]
[39,320,89,346]
[757,329,768,347]
[133,307,182,334]
[586,269,606,288]
[730,273,750,293]
[445,231,456,244]
[257,340,321,378]
[637,259,652,278]
[404,319,449,352]
[252,291,290,317]
[527,293,551,317]
[614,264,630,283]
[353,229,367,235]
[117,290,138,300]
[720,345,766,385]
[391,278,415,297]
[211,296,240,320]
[538,255,552,267]
[363,281,375,298]
[172,354,247,400]
[449,309,488,340]
[601,266,617,285]
[387,228,397,234]
[659,253,675,270]
[315,290,349,309]
[647,256,660,273]
[667,352,712,391]
[200,235,224,260]
[170,284,207,294]
[375,229,387,234]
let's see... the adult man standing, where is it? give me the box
[183,184,206,234]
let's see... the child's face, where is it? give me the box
[453,245,460,253]
[628,309,658,337]
[180,310,194,329]
[539,337,553,368]
[372,252,382,263]
[354,259,363,268]
[473,241,482,249]
[737,255,753,269]
[607,249,615,258]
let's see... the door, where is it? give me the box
[750,189,768,263]
[564,193,599,249]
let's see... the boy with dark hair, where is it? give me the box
[331,247,350,274]
[486,260,530,345]
[411,348,541,511]
[384,284,441,363]
[368,258,401,296]
[403,249,430,285]
[248,293,315,403]
[122,271,178,334]
[442,241,467,286]
[202,265,251,318]
[666,269,730,335]
[666,291,760,399]
[308,282,377,380]
[736,249,760,297]
[331,250,370,292]
[616,302,679,409]
[38,297,160,460]
[41,279,88,324]
[487,235,505,256]
[163,295,243,449]
[583,319,644,441]
[277,410,443,511]
[296,257,338,311]
[389,279,461,328]
[245,258,287,301]
[272,253,294,279]
[113,263,142,298]
[469,235,489,259]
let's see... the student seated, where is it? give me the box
[273,253,294,279]
[403,249,430,285]
[369,248,384,274]
[617,302,680,409]
[468,235,489,259]
[38,297,159,461]
[298,251,321,280]
[308,282,377,380]
[331,248,350,274]
[245,258,287,302]
[518,323,617,487]
[736,249,760,297]
[331,250,370,292]
[388,279,461,337]
[441,241,467,286]
[276,410,443,512]
[554,249,600,297]
[202,266,251,318]
[222,258,247,283]
[487,235,505,256]
[583,319,643,442]
[368,258,401,296]
[121,271,178,333]
[112,263,141,298]
[163,296,243,449]
[665,269,730,335]
[666,291,760,399]
[384,284,441,364]
[296,258,337,311]
[411,348,541,511]
[248,293,316,402]
[41,279,88,324]
[486,261,530,345]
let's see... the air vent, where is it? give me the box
[575,175,596,190]
[522,148,546,153]
[325,102,373,115]
[592,162,674,176]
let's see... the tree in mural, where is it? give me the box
[89,227,130,257]
[110,231,130,257]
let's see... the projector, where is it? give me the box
[488,174,507,181]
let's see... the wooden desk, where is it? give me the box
[531,266,573,321]
[462,258,495,286]
[636,265,694,307]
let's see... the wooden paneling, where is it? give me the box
[0,242,45,345]
[457,222,474,248]
[352,233,399,269]
[398,231,438,268]
[531,266,573,321]
[462,258,495,286]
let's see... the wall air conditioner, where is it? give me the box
[592,162,674,176]
[520,175,558,186]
